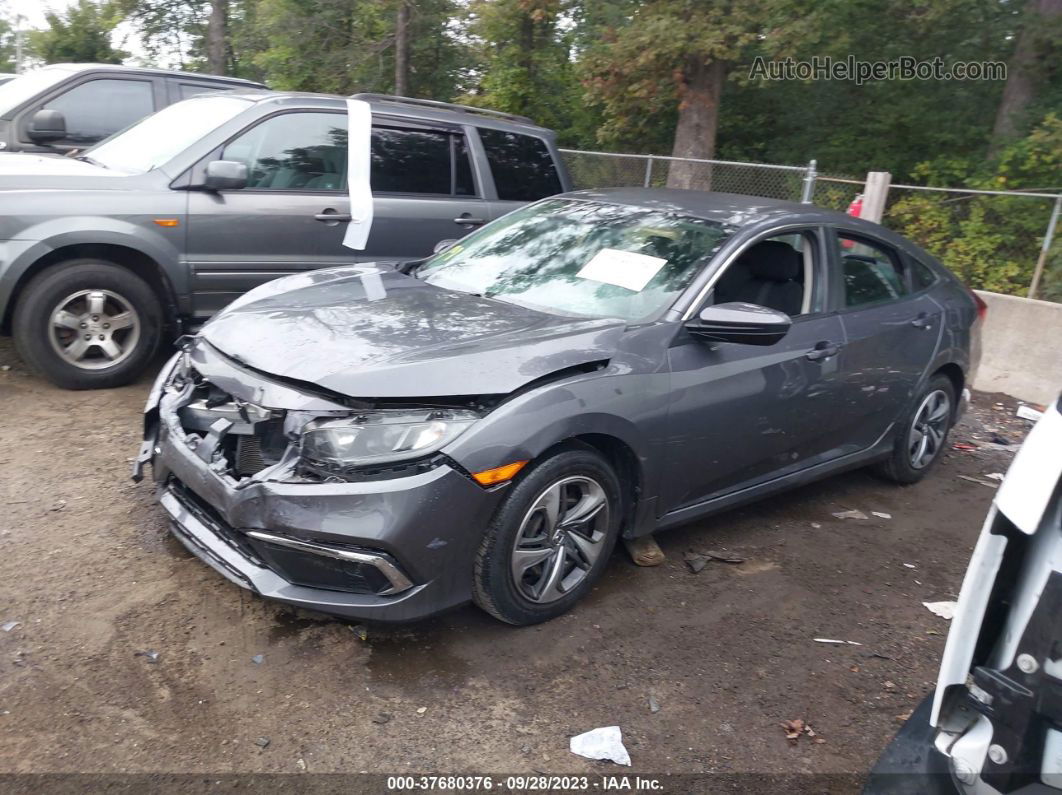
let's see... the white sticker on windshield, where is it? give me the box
[576,248,667,292]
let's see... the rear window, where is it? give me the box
[478,128,562,202]
[910,256,938,289]
[371,127,476,196]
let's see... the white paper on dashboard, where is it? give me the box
[343,98,373,250]
[576,248,666,292]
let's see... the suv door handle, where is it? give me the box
[910,313,934,329]
[806,341,842,361]
[314,209,352,224]
[454,215,486,226]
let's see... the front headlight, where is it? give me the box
[300,409,478,469]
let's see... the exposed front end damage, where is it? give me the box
[137,340,506,622]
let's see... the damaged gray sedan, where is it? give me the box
[136,188,981,624]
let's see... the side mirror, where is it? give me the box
[433,238,458,254]
[28,109,67,143]
[203,160,248,191]
[685,302,792,346]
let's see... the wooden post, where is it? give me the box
[861,171,892,224]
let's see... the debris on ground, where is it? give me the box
[924,601,958,620]
[986,473,1005,481]
[704,550,745,564]
[871,511,892,519]
[895,710,913,723]
[349,624,368,641]
[569,726,631,766]
[1016,404,1044,423]
[416,706,427,715]
[49,500,66,512]
[251,654,264,665]
[832,509,868,520]
[648,694,660,713]
[814,638,863,646]
[1,621,19,632]
[811,522,822,529]
[956,474,999,488]
[903,563,916,569]
[134,650,160,663]
[372,712,392,725]
[953,443,978,452]
[683,551,708,573]
[254,737,270,748]
[781,718,825,744]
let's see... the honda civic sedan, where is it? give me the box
[136,188,983,625]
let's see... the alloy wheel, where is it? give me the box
[908,389,951,470]
[47,289,141,371]
[510,475,611,604]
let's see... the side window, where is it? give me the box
[910,256,938,290]
[42,79,155,145]
[221,112,348,191]
[454,135,475,196]
[179,83,225,100]
[371,127,453,194]
[837,233,908,307]
[478,128,562,201]
[711,231,819,317]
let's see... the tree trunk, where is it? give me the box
[394,0,410,96]
[667,58,726,190]
[206,0,227,75]
[990,0,1062,152]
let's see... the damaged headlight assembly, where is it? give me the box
[299,409,479,474]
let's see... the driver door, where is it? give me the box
[661,227,848,512]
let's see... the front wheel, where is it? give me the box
[875,375,956,484]
[473,446,622,625]
[13,260,162,390]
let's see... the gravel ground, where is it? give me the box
[0,338,1033,787]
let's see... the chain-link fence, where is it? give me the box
[558,146,1062,303]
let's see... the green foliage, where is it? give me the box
[30,0,128,64]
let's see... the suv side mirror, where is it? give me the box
[685,302,792,346]
[203,160,248,191]
[433,238,458,254]
[27,109,67,143]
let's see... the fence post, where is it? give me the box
[799,159,817,203]
[1028,195,1062,300]
[861,171,892,224]
[643,155,654,188]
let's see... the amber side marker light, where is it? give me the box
[153,218,180,227]
[472,460,528,486]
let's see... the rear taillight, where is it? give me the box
[967,286,988,322]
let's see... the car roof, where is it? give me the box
[46,63,264,87]
[218,90,556,134]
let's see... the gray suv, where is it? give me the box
[0,63,264,154]
[0,91,571,389]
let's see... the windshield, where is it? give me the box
[84,95,251,174]
[0,66,74,115]
[417,199,733,322]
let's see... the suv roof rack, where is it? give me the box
[349,93,534,125]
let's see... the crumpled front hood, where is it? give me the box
[199,265,626,398]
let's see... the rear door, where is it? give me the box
[829,228,944,449]
[184,109,353,318]
[364,118,490,260]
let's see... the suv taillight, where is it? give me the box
[967,286,988,322]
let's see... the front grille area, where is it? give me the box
[168,478,265,566]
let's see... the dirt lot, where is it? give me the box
[0,338,1033,785]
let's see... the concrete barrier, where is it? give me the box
[973,290,1062,405]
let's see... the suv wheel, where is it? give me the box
[13,260,162,389]
[473,446,622,625]
[875,374,956,484]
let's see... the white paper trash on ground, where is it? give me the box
[570,726,631,766]
[924,601,958,620]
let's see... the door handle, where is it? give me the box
[806,341,842,361]
[454,215,487,226]
[910,313,934,329]
[314,209,353,224]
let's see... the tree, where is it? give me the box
[395,0,411,95]
[30,0,128,64]
[580,0,814,188]
[206,0,228,75]
[990,0,1062,151]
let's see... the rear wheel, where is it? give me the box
[473,447,622,625]
[13,260,163,389]
[875,374,956,484]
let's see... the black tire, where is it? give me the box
[874,374,956,485]
[473,445,623,625]
[13,260,163,390]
